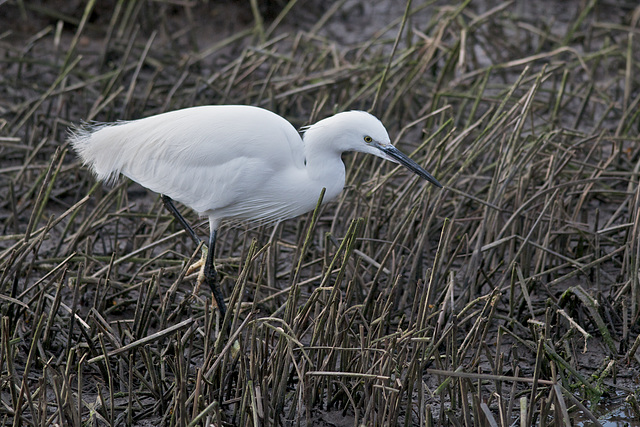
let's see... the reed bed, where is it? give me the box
[1,1,639,425]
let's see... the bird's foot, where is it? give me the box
[188,246,226,314]
[187,245,208,294]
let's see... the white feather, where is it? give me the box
[70,105,435,230]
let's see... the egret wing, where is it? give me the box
[71,106,306,215]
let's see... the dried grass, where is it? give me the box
[1,0,639,426]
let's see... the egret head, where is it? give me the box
[306,111,442,188]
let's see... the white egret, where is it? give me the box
[70,105,442,316]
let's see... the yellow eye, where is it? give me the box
[364,136,373,143]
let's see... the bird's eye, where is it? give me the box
[364,136,373,143]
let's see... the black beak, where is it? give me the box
[380,145,442,188]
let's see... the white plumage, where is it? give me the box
[70,105,441,314]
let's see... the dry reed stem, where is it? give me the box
[0,1,638,426]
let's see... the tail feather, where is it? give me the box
[68,122,128,185]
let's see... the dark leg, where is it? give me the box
[162,194,226,316]
[161,194,200,246]
[205,228,227,316]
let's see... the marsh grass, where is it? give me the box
[1,0,639,425]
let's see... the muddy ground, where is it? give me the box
[1,1,640,426]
